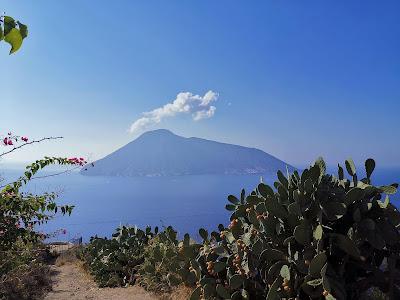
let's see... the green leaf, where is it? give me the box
[225,204,236,211]
[309,252,327,277]
[331,234,360,258]
[304,179,314,193]
[321,201,346,221]
[190,286,201,300]
[344,188,365,205]
[288,202,302,216]
[294,220,311,245]
[198,228,208,240]
[216,284,230,299]
[265,196,288,219]
[4,16,16,35]
[379,185,397,195]
[0,26,3,41]
[260,248,286,263]
[246,195,260,205]
[307,278,323,287]
[213,261,226,273]
[345,159,356,176]
[229,274,244,289]
[313,225,323,240]
[231,291,242,300]
[266,277,282,300]
[241,289,250,299]
[337,164,344,180]
[248,209,259,226]
[377,195,390,209]
[279,264,290,280]
[315,157,326,176]
[240,189,246,203]
[17,21,28,39]
[277,170,289,188]
[227,195,240,204]
[365,158,375,179]
[203,283,215,298]
[258,183,274,198]
[4,28,23,54]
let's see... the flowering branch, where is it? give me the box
[0,136,63,157]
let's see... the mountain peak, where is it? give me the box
[139,129,178,138]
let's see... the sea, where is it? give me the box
[1,167,399,242]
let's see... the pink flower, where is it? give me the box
[21,137,28,142]
[7,139,13,145]
[3,138,7,145]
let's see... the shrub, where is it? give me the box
[1,156,82,255]
[138,226,200,293]
[83,225,155,287]
[1,133,86,298]
[0,263,51,300]
[188,158,400,299]
[0,242,51,300]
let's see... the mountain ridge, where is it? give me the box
[81,129,294,177]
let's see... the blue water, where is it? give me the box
[1,168,399,242]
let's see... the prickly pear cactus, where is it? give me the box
[189,158,400,300]
[83,225,155,287]
[138,226,201,292]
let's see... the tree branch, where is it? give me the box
[0,136,63,157]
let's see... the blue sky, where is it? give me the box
[1,0,399,167]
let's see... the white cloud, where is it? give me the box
[193,105,216,121]
[129,90,218,134]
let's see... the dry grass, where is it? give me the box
[54,247,79,267]
[160,285,193,300]
[0,263,52,300]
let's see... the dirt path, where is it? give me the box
[44,262,157,300]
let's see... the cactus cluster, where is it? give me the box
[83,158,400,299]
[138,226,201,292]
[188,158,400,299]
[83,225,156,287]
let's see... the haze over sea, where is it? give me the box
[1,167,399,241]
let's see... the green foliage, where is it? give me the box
[1,157,78,252]
[1,158,76,244]
[84,225,201,292]
[83,225,155,287]
[1,156,81,299]
[189,158,400,300]
[0,15,28,54]
[138,226,200,293]
[81,158,399,300]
